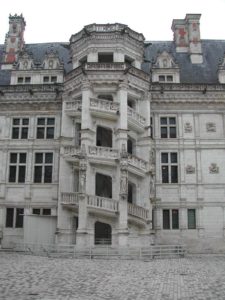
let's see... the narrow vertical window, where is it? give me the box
[34,153,53,183]
[163,209,170,229]
[188,209,196,229]
[9,153,26,183]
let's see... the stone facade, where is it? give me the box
[0,13,225,252]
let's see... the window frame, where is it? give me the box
[33,152,53,184]
[36,117,55,139]
[187,209,196,229]
[8,152,27,183]
[162,209,179,230]
[161,152,178,184]
[160,116,177,138]
[5,207,24,228]
[12,117,29,139]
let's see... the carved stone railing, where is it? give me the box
[88,146,119,159]
[87,195,119,212]
[64,100,82,113]
[90,98,119,113]
[128,203,149,220]
[127,107,146,126]
[127,154,148,171]
[61,192,79,206]
[84,62,126,71]
[63,146,81,156]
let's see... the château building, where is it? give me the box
[0,13,225,252]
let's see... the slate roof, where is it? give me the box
[0,40,225,85]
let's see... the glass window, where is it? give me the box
[36,117,55,139]
[34,153,53,183]
[161,152,178,183]
[188,209,196,229]
[160,117,177,138]
[9,153,27,183]
[6,208,14,227]
[163,210,170,229]
[12,118,29,139]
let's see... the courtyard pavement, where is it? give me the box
[0,253,225,300]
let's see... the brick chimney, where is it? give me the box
[171,14,203,64]
[2,14,26,68]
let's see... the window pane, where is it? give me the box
[10,153,17,163]
[13,118,20,125]
[172,209,179,229]
[169,117,176,125]
[9,166,16,182]
[18,166,26,183]
[161,127,167,138]
[170,127,177,138]
[45,153,53,164]
[33,208,40,215]
[43,208,51,215]
[51,76,57,82]
[21,127,28,139]
[159,75,165,82]
[19,153,26,163]
[37,118,45,125]
[12,127,19,139]
[46,127,54,139]
[171,166,178,183]
[163,210,170,229]
[162,166,169,183]
[35,153,43,164]
[167,75,173,82]
[37,127,45,139]
[22,118,29,125]
[34,166,42,183]
[44,166,52,183]
[6,208,14,227]
[47,118,55,125]
[43,76,49,83]
[170,153,177,163]
[161,153,168,163]
[160,117,167,125]
[15,208,24,228]
[188,209,196,229]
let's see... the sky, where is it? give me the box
[0,0,225,44]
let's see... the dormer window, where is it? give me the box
[17,77,31,84]
[98,53,113,63]
[51,76,57,83]
[17,77,23,84]
[43,76,57,84]
[25,77,31,83]
[125,55,134,66]
[43,76,49,83]
[158,75,174,83]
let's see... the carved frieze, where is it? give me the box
[209,163,219,174]
[206,122,216,132]
[186,165,195,174]
[184,122,192,133]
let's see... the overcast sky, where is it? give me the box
[1,0,225,44]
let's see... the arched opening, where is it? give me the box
[96,173,112,198]
[96,126,112,148]
[128,182,136,204]
[95,221,112,245]
[127,136,136,155]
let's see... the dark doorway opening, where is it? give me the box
[95,221,112,245]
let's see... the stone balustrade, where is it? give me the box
[87,195,119,212]
[64,100,82,113]
[128,203,149,220]
[88,146,119,159]
[90,98,119,113]
[127,154,148,171]
[61,192,79,205]
[85,62,126,71]
[127,107,146,126]
[63,146,81,156]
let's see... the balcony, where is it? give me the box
[127,107,146,132]
[88,146,119,165]
[84,62,126,71]
[62,146,81,162]
[64,100,82,116]
[90,98,119,120]
[127,154,148,176]
[61,192,79,211]
[87,195,119,217]
[128,203,150,226]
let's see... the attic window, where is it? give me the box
[125,56,134,66]
[98,53,113,63]
[158,75,174,83]
[25,77,31,83]
[43,76,49,83]
[17,77,23,84]
[79,56,87,66]
[51,76,57,83]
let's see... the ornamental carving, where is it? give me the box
[186,165,195,174]
[184,122,192,133]
[209,163,219,174]
[206,122,216,132]
[120,170,128,194]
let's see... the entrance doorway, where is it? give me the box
[94,221,112,245]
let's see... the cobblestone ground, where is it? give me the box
[0,253,225,300]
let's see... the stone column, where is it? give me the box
[118,154,129,246]
[81,80,93,147]
[197,199,204,237]
[116,81,128,149]
[76,155,88,247]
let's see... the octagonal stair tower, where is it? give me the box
[57,23,154,247]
